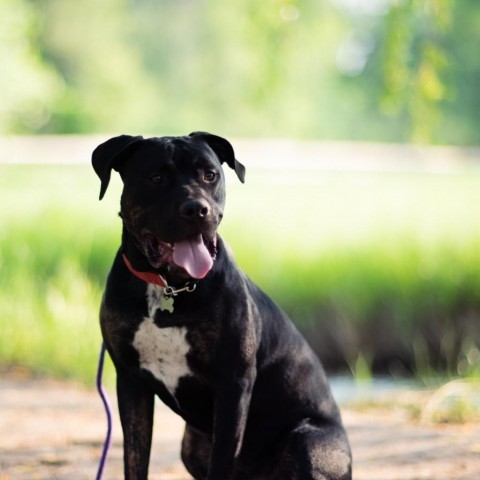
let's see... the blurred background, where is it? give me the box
[1,0,479,389]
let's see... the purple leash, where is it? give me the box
[96,342,113,480]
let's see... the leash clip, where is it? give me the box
[163,282,197,296]
[158,276,196,313]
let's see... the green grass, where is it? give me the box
[1,163,480,384]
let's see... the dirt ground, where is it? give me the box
[0,376,479,480]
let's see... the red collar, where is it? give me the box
[122,253,167,287]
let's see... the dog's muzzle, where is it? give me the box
[142,232,217,279]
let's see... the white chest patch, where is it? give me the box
[132,284,192,394]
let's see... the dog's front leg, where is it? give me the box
[207,310,258,480]
[117,372,155,480]
[207,369,256,480]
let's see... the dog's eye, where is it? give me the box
[204,170,217,182]
[150,174,166,186]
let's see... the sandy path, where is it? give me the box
[0,377,479,480]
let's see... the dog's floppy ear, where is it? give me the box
[92,135,143,200]
[189,131,245,183]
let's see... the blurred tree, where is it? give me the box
[0,0,478,144]
[0,0,61,132]
[378,0,452,142]
[36,0,161,133]
[438,0,480,144]
[125,0,342,137]
[336,0,479,145]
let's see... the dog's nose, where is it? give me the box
[179,199,210,220]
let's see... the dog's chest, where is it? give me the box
[132,284,192,394]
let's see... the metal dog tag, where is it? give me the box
[159,294,174,313]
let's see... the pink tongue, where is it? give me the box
[173,234,213,279]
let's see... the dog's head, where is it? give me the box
[92,132,245,280]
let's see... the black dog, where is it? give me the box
[92,132,351,480]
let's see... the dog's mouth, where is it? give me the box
[141,232,217,280]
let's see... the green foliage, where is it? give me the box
[378,0,452,142]
[1,0,478,143]
[0,214,108,380]
[0,0,62,132]
[37,0,161,133]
